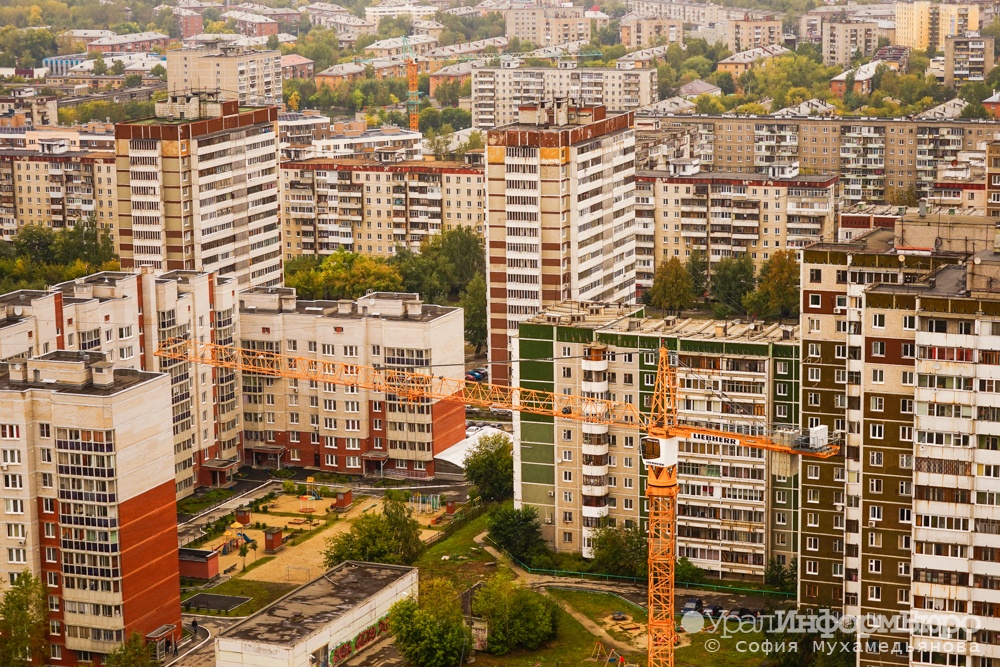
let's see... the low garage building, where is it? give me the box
[215,561,418,667]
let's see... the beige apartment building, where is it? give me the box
[115,92,282,288]
[166,42,282,106]
[0,269,243,498]
[0,139,117,243]
[625,0,775,26]
[238,289,465,478]
[634,161,837,290]
[504,6,590,46]
[727,19,784,53]
[944,32,995,88]
[0,351,181,665]
[895,1,980,50]
[619,14,683,48]
[650,113,1000,205]
[485,101,636,385]
[279,158,484,259]
[471,62,657,130]
[512,303,802,576]
[821,21,879,67]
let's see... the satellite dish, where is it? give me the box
[12,306,22,316]
[951,159,958,167]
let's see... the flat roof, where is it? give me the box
[220,562,415,644]
[636,169,837,185]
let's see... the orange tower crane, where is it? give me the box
[154,339,838,667]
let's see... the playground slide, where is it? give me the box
[237,532,252,543]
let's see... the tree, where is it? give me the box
[267,34,280,50]
[124,73,143,88]
[742,250,800,321]
[285,250,404,300]
[54,215,116,266]
[711,256,754,317]
[389,579,469,667]
[109,59,126,76]
[471,570,559,655]
[464,432,513,501]
[686,250,707,299]
[459,273,487,354]
[0,570,48,666]
[675,556,705,584]
[287,90,301,111]
[487,504,547,564]
[764,557,796,593]
[434,78,461,107]
[150,63,167,79]
[418,106,441,132]
[323,494,422,566]
[239,543,249,570]
[92,56,108,75]
[425,127,453,160]
[13,224,56,263]
[104,631,158,667]
[590,523,647,578]
[714,71,735,95]
[647,257,694,315]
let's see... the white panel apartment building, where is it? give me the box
[238,289,467,478]
[471,62,657,130]
[115,93,282,289]
[0,270,242,498]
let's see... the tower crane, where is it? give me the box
[154,338,838,667]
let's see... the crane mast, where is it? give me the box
[154,338,837,667]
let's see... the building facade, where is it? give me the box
[0,351,181,665]
[512,304,801,576]
[727,19,784,53]
[238,289,465,479]
[895,1,980,51]
[279,158,483,259]
[505,6,591,46]
[87,32,171,54]
[821,21,879,67]
[944,32,994,88]
[619,15,684,49]
[471,63,657,130]
[114,93,282,288]
[485,101,636,385]
[166,43,282,106]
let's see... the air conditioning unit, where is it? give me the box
[544,517,553,524]
[868,520,876,527]
[834,307,843,314]
[548,491,555,497]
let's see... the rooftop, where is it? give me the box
[280,54,314,66]
[427,37,507,57]
[88,31,169,46]
[678,79,721,96]
[220,562,415,644]
[0,352,161,395]
[239,289,460,322]
[718,44,790,65]
[364,34,437,50]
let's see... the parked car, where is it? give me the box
[490,405,513,418]
[467,369,487,381]
[702,605,723,618]
[465,373,478,381]
[465,405,480,414]
[681,598,703,614]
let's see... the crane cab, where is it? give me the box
[641,436,678,469]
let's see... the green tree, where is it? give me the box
[150,63,167,79]
[55,215,116,265]
[590,523,647,578]
[714,71,735,95]
[425,126,454,160]
[435,78,462,107]
[463,432,513,501]
[687,249,707,298]
[389,578,469,667]
[92,55,108,75]
[0,570,48,666]
[711,256,754,317]
[13,224,56,263]
[124,73,143,88]
[459,273,487,353]
[764,556,797,593]
[239,543,249,570]
[742,249,800,321]
[322,494,422,566]
[418,106,441,132]
[441,107,471,131]
[285,250,404,300]
[681,55,713,78]
[486,503,546,564]
[109,59,126,75]
[675,556,705,584]
[472,570,559,655]
[104,631,158,667]
[647,257,694,315]
[267,34,280,50]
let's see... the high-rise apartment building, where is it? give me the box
[485,101,636,385]
[727,18,784,53]
[504,6,591,46]
[0,351,181,665]
[238,289,465,478]
[944,32,995,88]
[895,1,980,51]
[471,62,657,130]
[166,42,282,106]
[0,138,117,242]
[115,92,282,288]
[798,217,1000,666]
[512,303,802,575]
[279,158,484,259]
[821,21,879,67]
[634,161,836,289]
[633,113,1000,204]
[619,14,683,49]
[0,269,243,498]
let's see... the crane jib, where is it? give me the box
[690,432,740,447]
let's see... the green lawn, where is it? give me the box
[675,628,766,667]
[547,587,647,646]
[181,578,295,617]
[177,488,236,516]
[415,513,496,590]
[474,605,645,667]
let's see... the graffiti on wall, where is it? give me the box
[331,615,391,665]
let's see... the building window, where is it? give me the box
[562,471,572,482]
[563,532,573,543]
